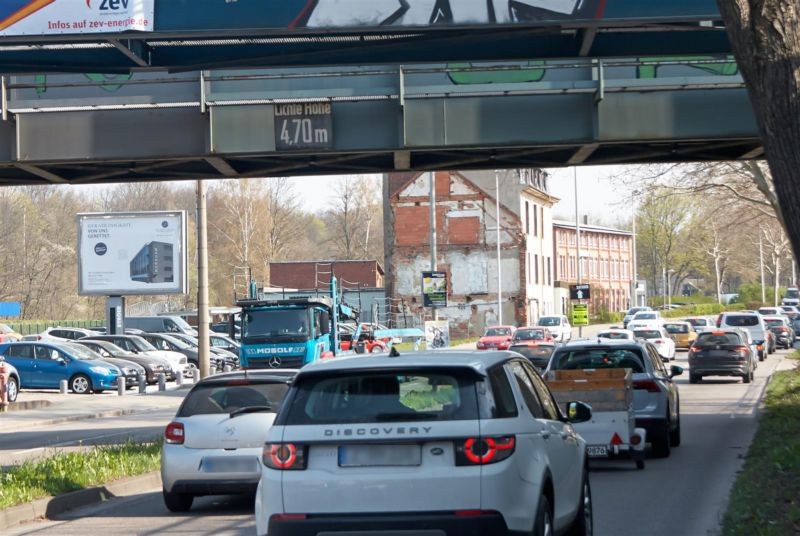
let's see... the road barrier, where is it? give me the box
[138,374,147,394]
[117,380,125,396]
[157,373,166,391]
[59,379,68,395]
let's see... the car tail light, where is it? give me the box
[734,346,749,359]
[263,443,308,470]
[456,436,515,466]
[271,514,308,521]
[690,345,702,353]
[654,339,663,344]
[164,422,184,444]
[633,380,661,393]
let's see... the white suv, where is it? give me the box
[537,315,573,342]
[255,351,593,536]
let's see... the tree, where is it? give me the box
[716,1,800,257]
[324,176,383,260]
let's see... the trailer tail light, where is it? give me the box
[630,433,642,446]
[633,379,661,393]
[456,436,515,466]
[263,443,308,470]
[164,422,185,444]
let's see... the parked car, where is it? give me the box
[35,326,102,342]
[662,321,697,350]
[162,369,296,512]
[476,325,516,350]
[684,316,716,333]
[255,351,593,536]
[718,312,769,361]
[61,345,145,389]
[0,324,22,343]
[74,339,172,384]
[209,334,240,358]
[511,327,554,344]
[762,315,796,349]
[536,315,572,343]
[80,334,188,379]
[623,306,652,329]
[626,311,663,331]
[125,315,198,337]
[688,329,756,384]
[547,339,683,458]
[632,326,676,361]
[508,341,557,372]
[165,332,240,370]
[0,341,121,394]
[596,328,636,341]
[0,355,20,402]
[139,332,223,372]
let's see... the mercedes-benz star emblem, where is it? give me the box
[268,356,282,368]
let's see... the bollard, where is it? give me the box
[176,370,183,387]
[60,379,68,395]
[157,373,166,391]
[192,368,200,383]
[224,364,232,373]
[138,374,147,394]
[117,379,125,396]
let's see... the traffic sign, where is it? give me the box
[570,284,591,300]
[275,102,333,151]
[572,303,589,326]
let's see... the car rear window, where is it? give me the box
[485,328,511,336]
[634,330,661,339]
[763,318,784,328]
[664,324,689,334]
[724,315,759,327]
[514,329,545,341]
[282,370,479,424]
[636,313,656,319]
[696,333,743,346]
[598,331,630,340]
[179,381,290,417]
[510,344,555,360]
[550,347,646,373]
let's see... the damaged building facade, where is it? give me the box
[383,169,558,338]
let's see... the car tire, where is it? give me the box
[758,351,765,362]
[533,493,553,536]
[163,488,193,512]
[370,345,383,354]
[70,374,92,394]
[652,420,672,458]
[565,471,592,536]
[6,375,18,403]
[669,413,681,447]
[743,371,751,384]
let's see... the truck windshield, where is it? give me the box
[243,308,310,343]
[786,289,799,299]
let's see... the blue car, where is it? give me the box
[0,341,122,394]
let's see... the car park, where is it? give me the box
[547,339,683,458]
[688,329,756,384]
[596,328,636,341]
[536,315,572,342]
[80,334,189,379]
[662,321,697,350]
[165,332,240,370]
[139,332,224,372]
[718,312,769,361]
[34,326,102,342]
[0,355,20,402]
[512,327,554,343]
[762,315,796,348]
[74,339,172,384]
[0,323,22,343]
[508,341,557,371]
[632,326,676,361]
[125,315,198,337]
[623,306,652,329]
[476,325,516,350]
[162,369,296,512]
[0,341,121,394]
[255,351,593,536]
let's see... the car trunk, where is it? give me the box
[180,413,276,449]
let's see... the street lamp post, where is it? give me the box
[667,269,675,307]
[495,170,503,325]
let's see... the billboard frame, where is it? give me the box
[76,210,187,296]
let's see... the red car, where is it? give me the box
[476,325,516,350]
[511,327,554,344]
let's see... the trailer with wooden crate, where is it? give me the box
[545,368,646,469]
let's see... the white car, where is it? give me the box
[161,370,296,511]
[255,352,593,536]
[536,315,572,342]
[32,326,102,342]
[596,328,636,341]
[626,311,663,331]
[685,316,716,333]
[631,326,676,360]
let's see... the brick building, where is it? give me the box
[553,220,634,315]
[384,169,558,337]
[269,260,384,290]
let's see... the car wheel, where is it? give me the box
[652,420,672,458]
[743,371,751,384]
[6,375,18,403]
[669,413,681,447]
[758,351,765,362]
[565,471,592,536]
[533,493,553,536]
[70,374,92,394]
[370,345,383,354]
[163,488,194,512]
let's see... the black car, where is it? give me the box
[74,339,171,384]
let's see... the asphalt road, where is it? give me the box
[4,346,790,536]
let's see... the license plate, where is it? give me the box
[587,445,608,457]
[338,444,421,467]
[201,456,259,473]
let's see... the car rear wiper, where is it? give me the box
[374,412,437,421]
[229,405,272,418]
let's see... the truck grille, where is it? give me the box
[248,356,304,369]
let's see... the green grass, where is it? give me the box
[721,356,800,535]
[0,441,161,509]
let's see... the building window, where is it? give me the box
[547,257,552,285]
[540,207,544,238]
[533,205,538,237]
[534,254,539,284]
[526,252,531,285]
[525,201,530,234]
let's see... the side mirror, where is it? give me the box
[566,401,592,424]
[670,365,684,378]
[320,312,331,335]
[56,357,67,365]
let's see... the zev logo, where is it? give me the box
[87,0,131,9]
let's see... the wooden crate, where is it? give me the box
[545,368,633,411]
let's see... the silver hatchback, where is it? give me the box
[161,370,296,512]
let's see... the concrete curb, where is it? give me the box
[5,400,53,412]
[3,408,146,433]
[0,471,161,531]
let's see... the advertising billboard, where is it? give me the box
[77,211,187,296]
[0,0,154,36]
[424,320,450,350]
[422,271,447,308]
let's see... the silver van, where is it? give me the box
[125,316,198,336]
[719,312,767,361]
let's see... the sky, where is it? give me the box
[286,165,636,226]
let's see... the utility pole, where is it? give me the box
[196,180,210,379]
[631,216,638,307]
[662,265,667,307]
[760,233,766,304]
[495,170,503,325]
[574,168,582,338]
[429,172,438,321]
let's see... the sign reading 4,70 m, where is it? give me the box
[274,102,333,150]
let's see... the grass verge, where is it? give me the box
[721,355,800,535]
[0,441,161,510]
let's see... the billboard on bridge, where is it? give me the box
[0,0,154,36]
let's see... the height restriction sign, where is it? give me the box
[570,284,591,300]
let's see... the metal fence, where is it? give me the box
[6,319,104,336]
